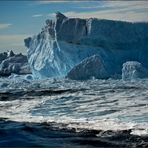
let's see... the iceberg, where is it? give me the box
[122,61,148,81]
[0,51,31,76]
[66,55,109,80]
[25,12,148,79]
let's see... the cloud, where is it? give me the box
[0,34,30,42]
[64,11,148,22]
[37,1,71,5]
[47,13,55,18]
[0,34,31,54]
[78,5,102,9]
[62,1,148,22]
[39,1,148,22]
[32,14,43,18]
[0,24,12,30]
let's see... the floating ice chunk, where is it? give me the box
[8,73,33,81]
[122,61,148,81]
[20,64,31,75]
[66,55,109,80]
[25,74,33,80]
[0,52,31,76]
[8,73,21,79]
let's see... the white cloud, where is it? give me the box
[102,1,148,13]
[41,1,148,22]
[0,24,12,30]
[32,14,43,18]
[0,34,31,54]
[0,34,30,42]
[47,13,55,17]
[34,1,148,22]
[37,1,71,4]
[78,5,102,9]
[63,1,148,22]
[63,11,148,22]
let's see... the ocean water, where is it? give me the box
[0,75,148,147]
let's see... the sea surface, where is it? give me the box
[0,75,148,147]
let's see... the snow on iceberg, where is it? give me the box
[122,61,148,81]
[25,12,148,79]
[66,55,109,80]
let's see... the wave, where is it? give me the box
[0,118,148,147]
[0,76,148,147]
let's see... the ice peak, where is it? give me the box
[7,50,15,57]
[55,11,67,20]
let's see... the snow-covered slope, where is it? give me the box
[24,12,148,79]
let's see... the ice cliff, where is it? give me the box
[25,12,148,79]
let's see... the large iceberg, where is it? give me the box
[25,12,148,79]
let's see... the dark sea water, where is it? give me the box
[0,119,148,147]
[0,75,148,147]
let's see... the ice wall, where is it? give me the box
[25,12,148,79]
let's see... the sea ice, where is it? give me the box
[122,61,148,80]
[66,55,109,80]
[0,51,31,76]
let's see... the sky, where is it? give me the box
[0,0,148,54]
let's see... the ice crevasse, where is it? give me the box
[24,12,148,79]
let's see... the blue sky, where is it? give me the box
[0,1,148,54]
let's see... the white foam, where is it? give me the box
[0,77,148,136]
